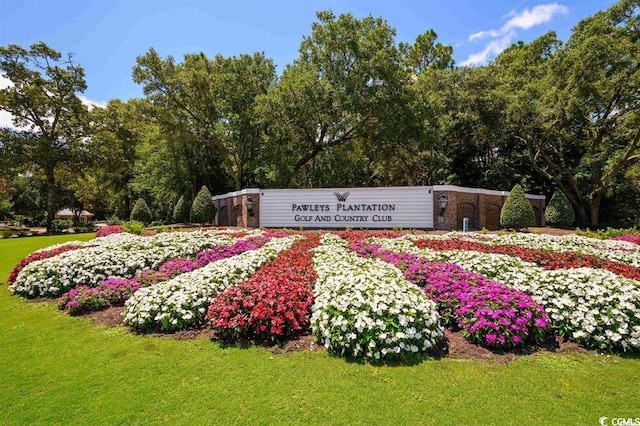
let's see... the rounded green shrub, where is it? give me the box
[172,193,191,223]
[500,184,535,229]
[190,186,215,224]
[130,198,152,225]
[545,190,575,228]
[123,220,145,235]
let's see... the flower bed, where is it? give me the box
[207,235,319,343]
[411,237,640,281]
[95,225,123,238]
[10,231,236,297]
[58,235,271,315]
[123,236,300,333]
[374,237,640,351]
[311,234,443,362]
[613,234,640,245]
[419,233,640,267]
[56,278,144,315]
[9,229,640,357]
[8,242,94,284]
[349,240,548,349]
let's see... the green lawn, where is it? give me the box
[0,234,638,425]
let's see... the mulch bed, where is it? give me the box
[85,307,587,362]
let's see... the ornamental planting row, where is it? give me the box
[410,236,640,281]
[58,235,271,315]
[122,235,300,332]
[207,235,319,343]
[6,230,640,360]
[9,230,250,297]
[347,238,549,349]
[311,234,444,361]
[416,232,640,266]
[374,236,640,351]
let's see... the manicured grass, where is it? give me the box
[1,234,639,425]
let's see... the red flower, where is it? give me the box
[206,234,320,344]
[414,238,640,281]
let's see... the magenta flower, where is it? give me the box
[350,240,549,350]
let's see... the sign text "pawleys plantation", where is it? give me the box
[291,200,396,223]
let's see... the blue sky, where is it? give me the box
[0,0,617,105]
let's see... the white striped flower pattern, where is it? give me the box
[123,236,300,333]
[311,234,443,361]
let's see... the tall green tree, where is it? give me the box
[366,29,455,187]
[0,42,92,231]
[90,99,142,217]
[257,11,409,187]
[496,0,640,225]
[132,49,276,191]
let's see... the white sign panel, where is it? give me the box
[259,187,434,228]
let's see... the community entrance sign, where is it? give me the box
[259,187,434,228]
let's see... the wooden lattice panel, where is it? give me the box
[456,203,478,230]
[485,204,501,230]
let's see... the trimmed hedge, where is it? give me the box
[545,190,575,228]
[173,193,191,223]
[500,184,535,229]
[130,198,152,225]
[190,186,215,224]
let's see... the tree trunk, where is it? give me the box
[46,168,56,233]
[124,187,131,218]
[574,202,589,227]
[590,193,602,227]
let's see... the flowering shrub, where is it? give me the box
[123,236,299,333]
[613,234,640,246]
[136,235,270,287]
[7,243,93,284]
[376,237,640,351]
[58,277,142,315]
[207,235,319,343]
[311,234,443,362]
[10,231,236,297]
[412,238,640,282]
[58,235,271,314]
[350,240,548,349]
[95,225,124,238]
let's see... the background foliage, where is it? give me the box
[1,1,639,228]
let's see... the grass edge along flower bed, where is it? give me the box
[311,234,443,363]
[123,235,300,333]
[206,234,319,344]
[58,235,271,315]
[375,237,640,352]
[349,239,549,350]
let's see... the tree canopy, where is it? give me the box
[0,42,93,231]
[1,2,638,228]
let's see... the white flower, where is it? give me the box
[310,234,443,361]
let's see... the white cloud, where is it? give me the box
[461,3,568,66]
[79,96,107,111]
[504,4,568,31]
[0,75,18,129]
[468,30,500,42]
[0,74,105,130]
